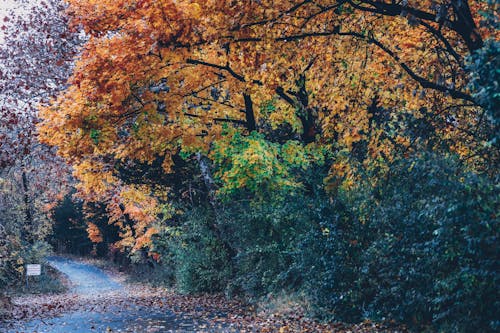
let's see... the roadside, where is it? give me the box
[1,256,408,332]
[5,263,69,296]
[0,260,69,321]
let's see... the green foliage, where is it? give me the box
[89,128,101,145]
[359,154,499,332]
[300,153,499,332]
[296,189,368,322]
[0,238,53,292]
[148,150,498,332]
[12,246,67,295]
[222,192,312,298]
[223,183,367,318]
[210,155,331,297]
[22,265,68,295]
[0,226,21,290]
[211,132,300,197]
[22,241,53,266]
[466,39,500,146]
[172,207,232,293]
[211,131,325,198]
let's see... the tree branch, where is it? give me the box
[183,112,247,126]
[186,59,246,82]
[270,28,476,103]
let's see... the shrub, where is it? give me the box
[290,153,498,332]
[297,192,368,322]
[466,39,500,146]
[0,238,54,292]
[359,154,499,332]
[221,194,311,297]
[173,207,232,293]
[150,152,498,332]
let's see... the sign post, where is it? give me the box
[26,264,41,288]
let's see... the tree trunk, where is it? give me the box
[450,0,484,52]
[21,164,33,244]
[243,93,257,132]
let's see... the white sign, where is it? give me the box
[26,264,41,276]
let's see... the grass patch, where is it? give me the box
[256,292,311,317]
[7,265,68,296]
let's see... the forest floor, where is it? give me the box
[0,256,407,332]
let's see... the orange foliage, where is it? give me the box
[38,1,497,251]
[87,222,103,243]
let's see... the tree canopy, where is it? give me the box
[38,0,498,251]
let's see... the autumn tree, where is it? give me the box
[0,0,83,287]
[39,0,498,252]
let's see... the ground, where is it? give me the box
[0,257,407,332]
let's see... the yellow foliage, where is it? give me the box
[38,0,496,251]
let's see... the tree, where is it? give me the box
[39,0,498,251]
[0,0,82,288]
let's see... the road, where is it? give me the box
[0,256,406,332]
[47,256,123,295]
[1,256,230,333]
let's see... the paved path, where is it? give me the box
[1,257,224,332]
[47,256,123,295]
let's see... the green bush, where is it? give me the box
[149,152,498,332]
[173,207,232,293]
[466,39,500,146]
[216,163,332,298]
[0,238,54,292]
[283,153,499,332]
[359,154,499,332]
[0,227,20,290]
[221,194,311,297]
[297,191,368,322]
